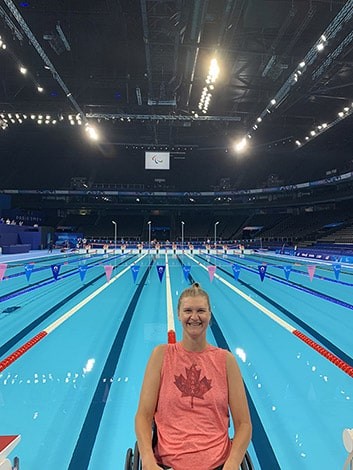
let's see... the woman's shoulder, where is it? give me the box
[151,343,167,359]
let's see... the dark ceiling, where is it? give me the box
[1,0,353,191]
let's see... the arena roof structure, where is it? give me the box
[1,0,353,190]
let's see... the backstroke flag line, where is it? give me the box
[182,265,191,282]
[51,264,61,281]
[208,265,216,283]
[157,265,166,282]
[104,265,113,282]
[79,265,88,282]
[283,265,292,281]
[307,265,316,282]
[0,263,7,281]
[333,263,341,281]
[24,264,34,282]
[258,265,267,282]
[131,265,140,283]
[232,264,241,281]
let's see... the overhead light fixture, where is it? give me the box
[234,137,248,153]
[198,57,220,114]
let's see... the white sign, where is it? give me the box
[145,151,170,170]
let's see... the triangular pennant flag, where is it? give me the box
[131,265,140,283]
[0,263,7,281]
[51,264,61,281]
[307,264,316,281]
[283,265,292,281]
[208,265,216,283]
[332,263,341,281]
[231,264,241,281]
[104,265,113,282]
[156,265,166,282]
[258,264,267,282]
[79,265,88,282]
[182,265,191,282]
[24,264,34,282]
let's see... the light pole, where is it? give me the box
[112,220,117,254]
[214,221,219,251]
[148,220,151,253]
[181,221,185,253]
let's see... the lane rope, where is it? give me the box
[186,253,353,378]
[0,254,147,372]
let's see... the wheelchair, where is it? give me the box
[125,440,254,470]
[0,435,20,470]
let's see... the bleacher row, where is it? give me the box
[50,208,353,247]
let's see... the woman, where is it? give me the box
[135,283,252,470]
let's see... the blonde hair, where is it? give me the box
[177,282,211,312]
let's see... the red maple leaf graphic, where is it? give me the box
[174,363,212,408]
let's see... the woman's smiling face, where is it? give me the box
[178,295,211,337]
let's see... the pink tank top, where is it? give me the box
[154,342,232,470]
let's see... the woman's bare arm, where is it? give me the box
[135,344,166,470]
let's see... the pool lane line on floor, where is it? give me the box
[67,257,154,470]
[0,254,146,373]
[176,255,281,470]
[0,255,138,357]
[212,253,353,311]
[201,254,353,370]
[188,254,353,378]
[0,252,127,303]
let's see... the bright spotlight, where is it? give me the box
[234,137,248,153]
[85,124,99,141]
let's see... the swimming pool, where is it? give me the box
[0,248,352,469]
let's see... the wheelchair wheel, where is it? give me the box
[132,441,141,470]
[124,447,133,470]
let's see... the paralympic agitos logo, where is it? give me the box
[151,153,164,164]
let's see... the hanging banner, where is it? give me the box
[208,265,216,283]
[156,265,166,282]
[332,263,341,281]
[79,265,88,282]
[182,265,191,282]
[283,265,292,281]
[24,264,34,282]
[0,263,7,281]
[131,265,140,283]
[231,264,241,281]
[104,265,113,282]
[307,264,316,281]
[51,264,61,281]
[258,264,267,282]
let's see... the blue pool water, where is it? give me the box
[0,249,352,469]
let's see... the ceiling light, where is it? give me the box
[234,137,248,153]
[85,124,99,141]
